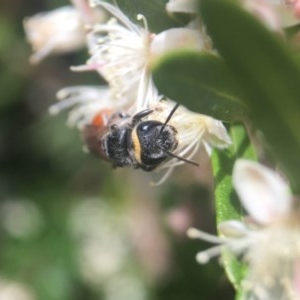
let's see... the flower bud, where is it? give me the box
[166,0,197,14]
[150,28,207,65]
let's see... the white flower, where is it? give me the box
[49,85,131,129]
[73,0,207,103]
[140,85,231,183]
[24,6,87,64]
[77,0,152,99]
[188,159,300,300]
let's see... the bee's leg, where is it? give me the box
[131,108,154,125]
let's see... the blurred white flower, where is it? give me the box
[0,199,43,239]
[242,0,300,31]
[24,6,87,64]
[166,0,198,15]
[103,274,147,300]
[0,279,35,300]
[188,159,300,300]
[49,85,132,129]
[68,199,129,284]
[243,0,283,31]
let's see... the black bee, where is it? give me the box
[83,103,198,171]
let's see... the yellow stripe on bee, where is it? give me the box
[131,128,142,163]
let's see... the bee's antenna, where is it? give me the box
[157,102,199,167]
[157,103,180,138]
[164,149,199,167]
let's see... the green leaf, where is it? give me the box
[102,0,183,32]
[152,50,247,122]
[212,124,256,290]
[200,0,300,193]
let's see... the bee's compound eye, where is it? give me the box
[134,121,178,168]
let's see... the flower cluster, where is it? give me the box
[24,0,300,299]
[24,0,231,180]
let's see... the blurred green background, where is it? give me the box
[0,0,234,299]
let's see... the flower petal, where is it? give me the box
[202,116,232,149]
[233,159,292,224]
[150,28,205,61]
[166,0,197,14]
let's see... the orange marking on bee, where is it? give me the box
[91,109,114,127]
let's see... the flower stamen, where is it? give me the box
[137,14,149,32]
